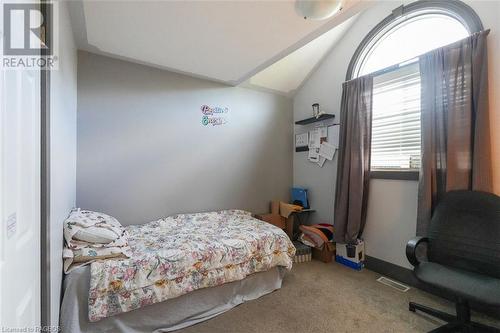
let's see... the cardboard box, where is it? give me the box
[312,242,335,263]
[254,213,286,229]
[254,200,294,239]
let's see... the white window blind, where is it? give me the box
[371,62,421,170]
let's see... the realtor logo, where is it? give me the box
[2,2,58,69]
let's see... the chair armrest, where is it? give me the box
[406,236,429,267]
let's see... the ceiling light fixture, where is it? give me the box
[295,0,343,20]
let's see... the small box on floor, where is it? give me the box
[293,241,311,263]
[335,240,365,270]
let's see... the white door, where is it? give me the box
[0,12,42,331]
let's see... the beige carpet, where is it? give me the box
[178,260,500,333]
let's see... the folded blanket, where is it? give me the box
[63,209,132,273]
[299,224,334,249]
[279,202,303,218]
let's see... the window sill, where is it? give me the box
[370,170,419,181]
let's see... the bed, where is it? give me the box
[60,210,295,332]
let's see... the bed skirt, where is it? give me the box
[60,266,286,333]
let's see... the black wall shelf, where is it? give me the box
[295,113,335,125]
[296,146,309,152]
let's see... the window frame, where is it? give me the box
[346,0,483,181]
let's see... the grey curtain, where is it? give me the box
[334,76,373,244]
[417,31,492,236]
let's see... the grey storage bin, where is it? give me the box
[293,241,312,263]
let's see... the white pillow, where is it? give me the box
[74,226,119,244]
[68,209,123,228]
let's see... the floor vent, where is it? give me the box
[376,276,410,292]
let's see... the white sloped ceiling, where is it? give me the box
[69,0,370,92]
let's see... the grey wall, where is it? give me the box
[293,0,500,269]
[77,51,293,225]
[50,1,77,325]
[293,118,338,226]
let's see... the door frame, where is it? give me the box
[40,0,51,327]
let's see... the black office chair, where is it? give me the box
[406,190,500,332]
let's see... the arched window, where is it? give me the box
[347,1,483,80]
[346,1,482,175]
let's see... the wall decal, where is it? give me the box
[201,105,229,126]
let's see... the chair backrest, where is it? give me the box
[427,190,500,279]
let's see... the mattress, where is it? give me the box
[86,210,295,321]
[60,265,286,333]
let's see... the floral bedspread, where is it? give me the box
[88,210,295,321]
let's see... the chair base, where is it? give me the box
[409,299,500,333]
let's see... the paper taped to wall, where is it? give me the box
[308,148,319,162]
[319,142,336,161]
[329,125,340,147]
[317,156,326,168]
[295,132,309,148]
[308,129,320,149]
[318,126,328,139]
